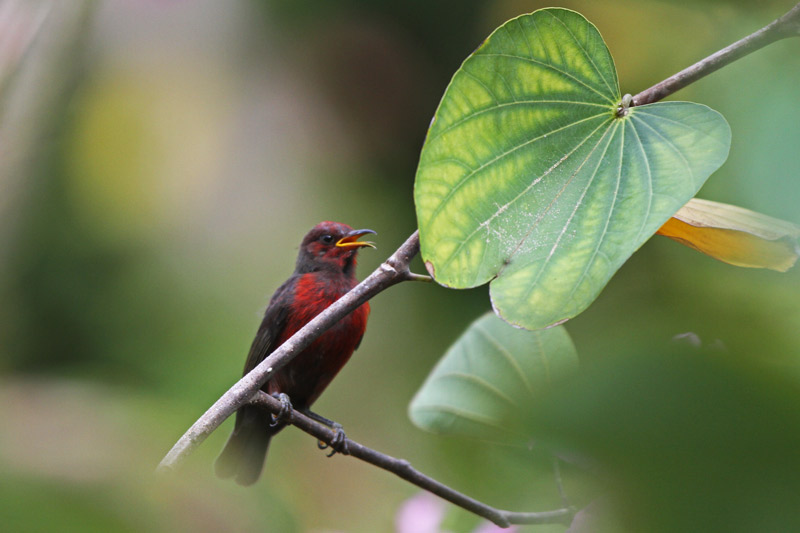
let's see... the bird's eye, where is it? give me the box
[320,234,334,244]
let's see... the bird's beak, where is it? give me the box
[336,229,376,249]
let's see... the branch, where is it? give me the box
[628,2,800,109]
[157,228,571,525]
[248,391,574,527]
[157,4,800,523]
[157,231,425,472]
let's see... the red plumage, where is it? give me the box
[215,221,374,485]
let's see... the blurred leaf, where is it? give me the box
[408,312,578,445]
[414,8,731,330]
[531,348,800,532]
[657,198,800,271]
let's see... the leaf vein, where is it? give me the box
[474,324,535,396]
[428,114,609,269]
[517,120,618,304]
[479,53,615,104]
[437,371,519,407]
[543,10,617,98]
[565,121,624,302]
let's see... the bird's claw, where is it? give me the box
[270,393,293,427]
[317,422,349,457]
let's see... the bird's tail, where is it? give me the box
[215,406,280,486]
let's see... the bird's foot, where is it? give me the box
[317,422,349,457]
[270,392,293,427]
[301,408,349,457]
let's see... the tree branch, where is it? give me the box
[248,391,573,527]
[157,231,423,472]
[158,4,800,526]
[628,1,800,109]
[157,228,570,525]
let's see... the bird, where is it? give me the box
[215,221,375,485]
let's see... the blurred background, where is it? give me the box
[1,0,798,531]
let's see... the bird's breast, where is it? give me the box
[269,272,370,407]
[290,272,363,324]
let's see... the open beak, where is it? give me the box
[336,228,376,249]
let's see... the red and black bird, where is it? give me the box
[215,221,375,485]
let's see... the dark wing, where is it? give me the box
[214,275,297,485]
[241,275,296,376]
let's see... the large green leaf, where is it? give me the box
[414,8,731,329]
[408,312,578,445]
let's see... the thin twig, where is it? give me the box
[629,2,800,108]
[249,391,573,527]
[157,231,422,472]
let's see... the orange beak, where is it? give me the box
[336,229,376,249]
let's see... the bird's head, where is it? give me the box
[296,221,376,274]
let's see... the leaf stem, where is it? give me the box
[629,2,800,108]
[405,272,433,282]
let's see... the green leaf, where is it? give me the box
[414,8,731,329]
[408,312,578,445]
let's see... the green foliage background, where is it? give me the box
[1,1,799,532]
